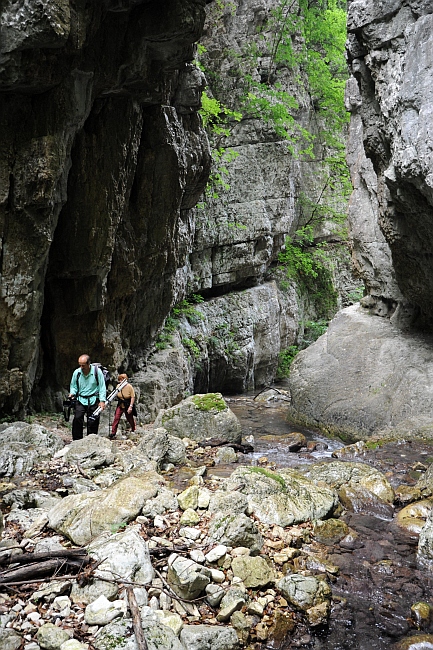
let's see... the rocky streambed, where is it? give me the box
[2,392,433,650]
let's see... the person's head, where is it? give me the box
[78,354,91,374]
[118,373,128,382]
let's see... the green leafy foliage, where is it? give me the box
[155,295,204,350]
[276,345,300,379]
[198,90,242,202]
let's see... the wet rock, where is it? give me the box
[154,394,242,444]
[397,499,433,536]
[48,472,162,545]
[416,463,433,498]
[64,435,115,469]
[267,611,296,645]
[410,602,432,627]
[208,511,263,554]
[277,574,331,611]
[374,602,410,638]
[180,624,239,650]
[417,507,433,568]
[338,484,395,520]
[312,518,349,545]
[301,460,395,504]
[231,555,276,588]
[395,485,421,505]
[393,634,433,650]
[332,440,368,458]
[306,600,331,627]
[285,432,307,452]
[293,554,339,576]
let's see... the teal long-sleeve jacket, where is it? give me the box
[70,366,106,406]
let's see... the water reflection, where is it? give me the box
[224,393,344,469]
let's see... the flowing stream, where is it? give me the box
[215,392,433,650]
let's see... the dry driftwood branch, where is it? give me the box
[127,586,148,650]
[0,557,90,584]
[2,549,87,567]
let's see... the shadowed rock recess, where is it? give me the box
[0,0,211,415]
[289,0,433,438]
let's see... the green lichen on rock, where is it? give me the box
[192,393,226,412]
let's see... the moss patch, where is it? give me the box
[192,393,226,412]
[249,466,287,490]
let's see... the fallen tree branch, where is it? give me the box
[0,548,87,567]
[127,586,148,650]
[0,557,90,584]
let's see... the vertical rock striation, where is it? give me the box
[346,0,433,326]
[0,0,211,414]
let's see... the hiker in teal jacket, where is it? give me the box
[69,354,106,440]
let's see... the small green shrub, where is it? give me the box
[347,286,364,304]
[182,337,201,358]
[276,345,299,379]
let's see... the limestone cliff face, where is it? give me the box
[0,0,211,414]
[346,0,433,327]
[287,1,433,439]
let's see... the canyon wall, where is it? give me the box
[288,0,433,439]
[0,0,356,418]
[0,0,211,415]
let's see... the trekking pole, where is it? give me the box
[89,378,128,421]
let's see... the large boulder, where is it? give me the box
[0,423,63,478]
[63,435,115,469]
[222,466,338,527]
[87,525,154,585]
[288,305,433,441]
[300,461,395,504]
[153,393,242,443]
[47,471,163,545]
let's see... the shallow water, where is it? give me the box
[216,393,433,650]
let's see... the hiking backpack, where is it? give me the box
[91,363,112,389]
